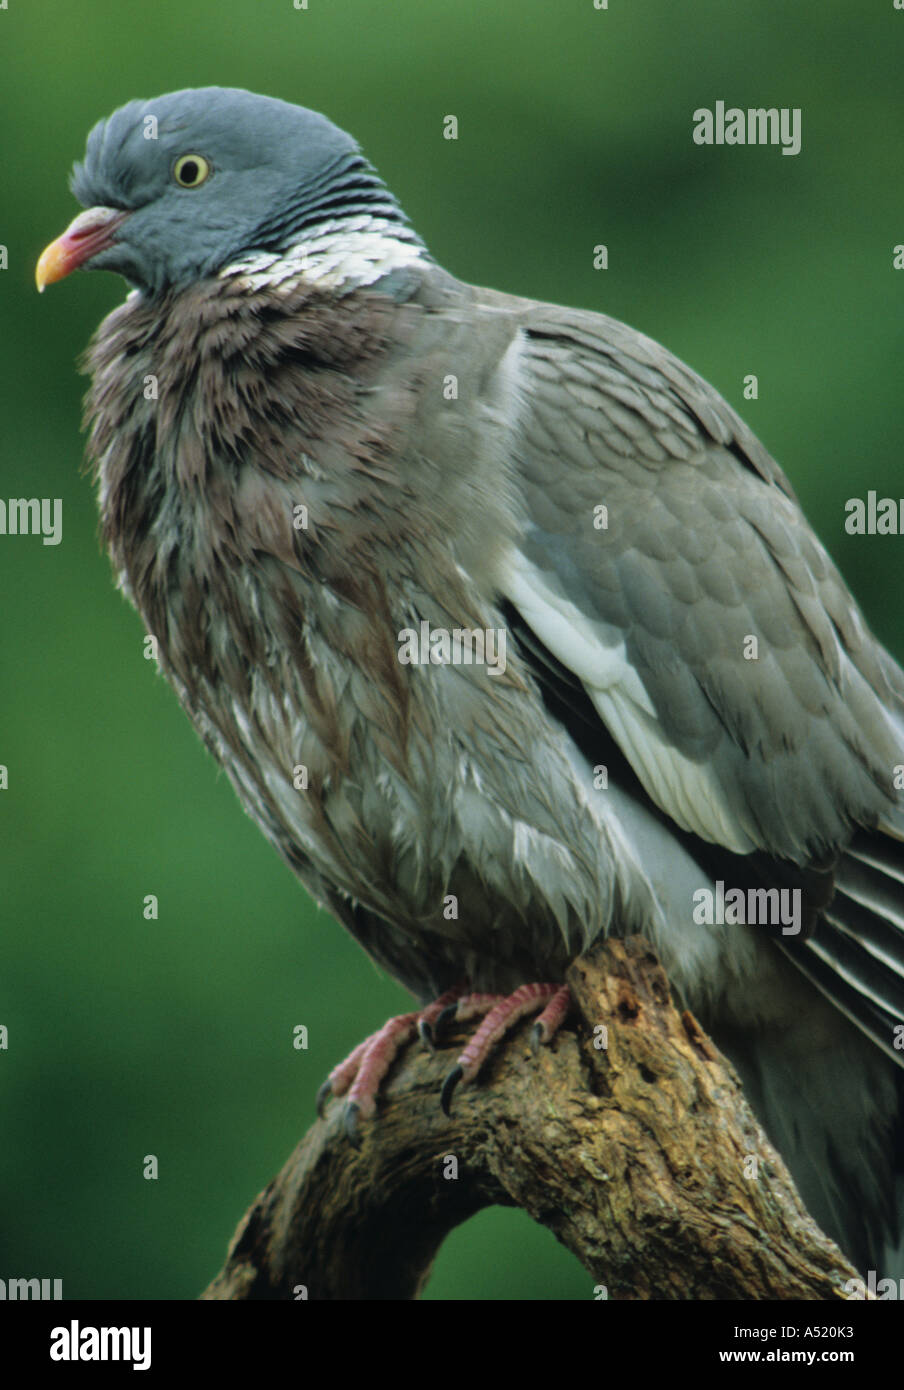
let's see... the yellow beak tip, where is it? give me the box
[35,239,69,293]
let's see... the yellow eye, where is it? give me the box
[173,154,211,188]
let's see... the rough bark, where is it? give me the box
[202,935,861,1300]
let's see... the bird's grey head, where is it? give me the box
[53,87,411,296]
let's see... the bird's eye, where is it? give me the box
[173,154,211,188]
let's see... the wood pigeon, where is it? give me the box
[37,87,904,1276]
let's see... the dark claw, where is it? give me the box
[344,1100,363,1148]
[530,1020,545,1053]
[435,1003,459,1037]
[440,1064,464,1116]
[418,1018,436,1052]
[316,1079,332,1118]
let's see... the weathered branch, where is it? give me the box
[203,935,860,1300]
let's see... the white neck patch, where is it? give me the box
[219,215,425,294]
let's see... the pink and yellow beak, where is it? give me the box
[36,206,128,291]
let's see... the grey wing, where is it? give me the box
[500,299,904,1059]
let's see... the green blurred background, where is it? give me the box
[1,0,902,1300]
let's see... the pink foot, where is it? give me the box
[317,981,572,1140]
[317,985,465,1143]
[439,983,572,1114]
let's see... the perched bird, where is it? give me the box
[38,87,904,1275]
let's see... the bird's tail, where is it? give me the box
[781,822,904,1071]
